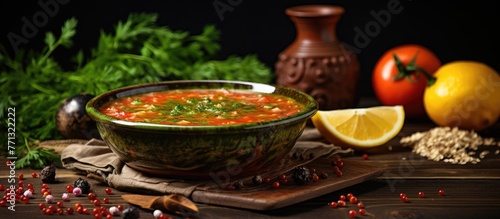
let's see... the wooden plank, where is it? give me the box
[191,159,384,210]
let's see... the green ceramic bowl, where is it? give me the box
[86,80,318,179]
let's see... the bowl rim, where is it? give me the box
[86,80,318,132]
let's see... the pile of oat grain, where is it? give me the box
[400,126,500,164]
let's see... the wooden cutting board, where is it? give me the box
[190,158,384,210]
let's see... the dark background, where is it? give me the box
[1,0,499,98]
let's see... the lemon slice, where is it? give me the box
[311,105,405,149]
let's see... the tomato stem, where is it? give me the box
[392,53,437,86]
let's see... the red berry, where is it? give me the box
[349,209,357,218]
[117,205,124,211]
[74,203,82,209]
[42,184,48,189]
[18,180,24,187]
[48,205,56,212]
[105,188,113,195]
[106,214,113,219]
[93,208,100,215]
[346,193,353,199]
[332,166,341,173]
[329,201,337,208]
[401,196,409,203]
[418,192,425,198]
[312,174,319,182]
[336,160,344,168]
[399,193,406,199]
[93,199,101,206]
[18,173,24,180]
[88,192,97,200]
[335,170,343,177]
[57,208,64,215]
[349,196,358,204]
[22,196,29,204]
[159,214,170,219]
[309,167,316,174]
[67,207,74,214]
[38,203,46,210]
[82,208,89,214]
[438,189,445,196]
[281,178,288,184]
[45,208,54,215]
[32,172,38,178]
[337,200,346,207]
[66,185,74,193]
[359,208,366,216]
[57,201,63,208]
[264,177,271,184]
[27,183,34,190]
[0,184,4,191]
[100,206,108,215]
[362,153,369,160]
[279,173,287,181]
[272,181,280,189]
[103,197,110,204]
[357,201,364,209]
[76,206,83,214]
[339,195,346,201]
[0,200,7,207]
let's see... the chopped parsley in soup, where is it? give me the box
[99,89,305,126]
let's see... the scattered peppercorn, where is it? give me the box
[309,153,315,159]
[359,208,366,216]
[105,188,113,195]
[401,196,409,203]
[232,180,244,190]
[272,181,280,189]
[357,201,364,209]
[349,209,357,218]
[438,189,445,196]
[252,175,263,185]
[362,153,369,160]
[74,178,91,194]
[40,165,57,183]
[122,206,140,219]
[319,171,329,179]
[311,173,319,182]
[292,166,311,185]
[264,177,271,184]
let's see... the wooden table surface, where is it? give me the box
[2,118,500,218]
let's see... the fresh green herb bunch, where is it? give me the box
[0,13,273,169]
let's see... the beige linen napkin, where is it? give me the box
[61,128,352,197]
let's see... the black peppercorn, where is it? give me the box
[73,178,91,194]
[320,171,329,179]
[292,166,311,185]
[40,165,56,183]
[252,174,263,185]
[309,153,315,159]
[121,205,140,219]
[233,180,244,190]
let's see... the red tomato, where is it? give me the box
[372,44,441,118]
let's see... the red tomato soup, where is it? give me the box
[99,89,305,126]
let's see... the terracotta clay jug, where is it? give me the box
[275,5,360,110]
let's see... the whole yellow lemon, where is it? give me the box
[424,61,500,131]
